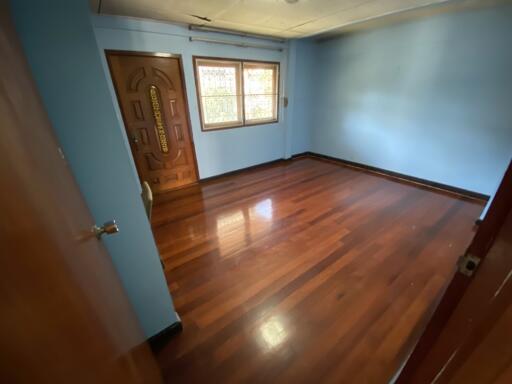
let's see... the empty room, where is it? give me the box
[2,0,512,383]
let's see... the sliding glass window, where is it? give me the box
[194,57,279,130]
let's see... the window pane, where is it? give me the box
[198,66,237,97]
[244,67,275,95]
[244,95,274,121]
[196,60,242,128]
[243,63,278,122]
[194,58,279,129]
[202,95,239,125]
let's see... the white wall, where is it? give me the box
[93,15,294,179]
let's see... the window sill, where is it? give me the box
[202,119,279,132]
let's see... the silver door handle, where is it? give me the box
[93,220,119,238]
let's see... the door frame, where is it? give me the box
[396,159,512,382]
[105,50,200,191]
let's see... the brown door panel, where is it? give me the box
[0,6,162,383]
[107,52,198,193]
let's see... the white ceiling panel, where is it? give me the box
[206,19,286,37]
[92,0,496,38]
[288,0,449,34]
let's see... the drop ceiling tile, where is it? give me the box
[94,0,487,38]
[101,0,239,23]
[215,1,273,25]
[216,0,363,30]
[210,19,285,36]
[289,0,451,34]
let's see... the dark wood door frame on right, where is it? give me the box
[397,160,512,383]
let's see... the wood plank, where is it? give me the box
[152,157,483,383]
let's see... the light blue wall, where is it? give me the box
[479,163,508,220]
[10,0,178,338]
[287,39,316,155]
[92,15,291,178]
[310,6,512,196]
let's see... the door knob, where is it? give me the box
[93,220,119,238]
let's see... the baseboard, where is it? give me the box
[306,152,489,202]
[148,315,183,352]
[291,152,310,159]
[199,157,289,183]
[185,151,488,202]
[199,154,315,183]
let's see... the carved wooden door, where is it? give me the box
[107,52,198,193]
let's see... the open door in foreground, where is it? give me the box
[0,5,161,383]
[397,160,512,383]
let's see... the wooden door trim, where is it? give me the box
[396,160,512,383]
[105,50,200,190]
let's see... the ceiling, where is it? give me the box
[90,0,498,39]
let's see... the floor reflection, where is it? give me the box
[249,198,273,221]
[216,210,245,232]
[216,209,246,256]
[215,198,274,257]
[258,315,288,351]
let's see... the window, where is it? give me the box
[194,57,279,130]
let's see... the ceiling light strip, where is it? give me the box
[189,25,286,44]
[189,37,284,52]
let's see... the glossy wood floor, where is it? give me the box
[152,157,483,384]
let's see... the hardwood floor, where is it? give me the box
[151,157,483,384]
